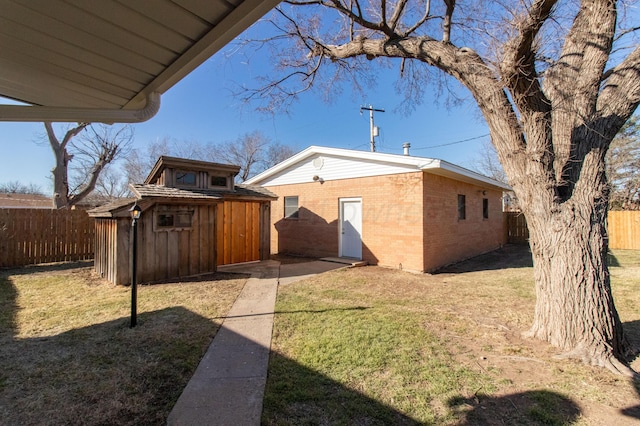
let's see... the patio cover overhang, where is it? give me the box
[0,0,280,123]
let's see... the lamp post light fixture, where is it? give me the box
[129,203,142,328]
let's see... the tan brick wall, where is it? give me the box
[266,171,506,272]
[422,174,506,271]
[267,172,425,270]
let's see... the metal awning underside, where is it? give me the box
[0,0,280,123]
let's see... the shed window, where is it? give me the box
[176,171,196,186]
[284,196,299,218]
[157,213,174,227]
[483,198,489,219]
[458,194,466,220]
[156,210,193,230]
[210,175,228,187]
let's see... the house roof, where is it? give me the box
[0,192,52,209]
[0,0,280,123]
[245,146,512,191]
[145,156,241,184]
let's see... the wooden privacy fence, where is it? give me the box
[608,211,640,250]
[505,211,640,250]
[0,209,94,268]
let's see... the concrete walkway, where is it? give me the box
[167,260,346,426]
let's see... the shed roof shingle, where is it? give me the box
[88,184,277,217]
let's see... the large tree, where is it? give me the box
[215,132,297,181]
[124,133,296,184]
[245,0,640,374]
[45,123,133,209]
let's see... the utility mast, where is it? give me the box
[360,105,385,152]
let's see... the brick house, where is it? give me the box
[245,146,511,273]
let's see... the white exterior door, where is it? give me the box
[339,198,362,259]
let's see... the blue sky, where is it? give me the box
[0,27,491,193]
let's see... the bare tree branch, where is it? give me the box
[442,0,456,42]
[500,0,556,111]
[403,0,432,37]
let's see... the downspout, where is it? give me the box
[0,92,161,123]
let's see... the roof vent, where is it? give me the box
[402,142,411,156]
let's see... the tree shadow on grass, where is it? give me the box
[607,251,621,267]
[263,350,423,425]
[436,244,533,274]
[0,259,94,276]
[263,353,587,425]
[448,390,581,425]
[0,291,219,426]
[620,319,640,420]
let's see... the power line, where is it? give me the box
[411,133,490,150]
[347,132,488,152]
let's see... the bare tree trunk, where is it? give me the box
[50,142,70,209]
[46,122,88,209]
[522,169,634,375]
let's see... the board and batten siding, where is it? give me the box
[138,204,217,284]
[259,153,423,186]
[95,200,271,285]
[94,204,218,285]
[218,200,263,265]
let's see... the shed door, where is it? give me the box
[218,201,261,265]
[339,198,362,259]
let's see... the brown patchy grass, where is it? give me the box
[0,263,247,426]
[265,245,640,425]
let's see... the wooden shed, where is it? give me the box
[88,156,276,285]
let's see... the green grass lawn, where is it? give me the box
[1,247,638,425]
[263,246,640,425]
[0,263,247,425]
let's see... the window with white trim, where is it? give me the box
[284,196,299,218]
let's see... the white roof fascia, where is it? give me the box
[247,145,512,191]
[420,159,512,191]
[245,145,426,185]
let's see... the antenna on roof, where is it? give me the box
[360,105,385,152]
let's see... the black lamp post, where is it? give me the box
[129,203,142,328]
